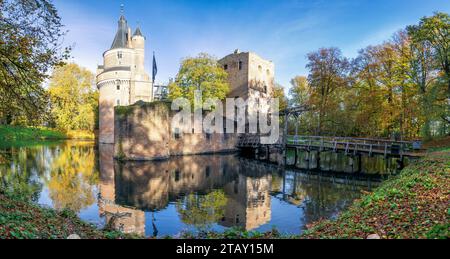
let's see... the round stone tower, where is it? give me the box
[97,13,153,144]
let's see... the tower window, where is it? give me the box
[174,128,181,140]
[117,51,123,59]
[117,85,120,90]
[224,64,228,70]
[174,170,180,182]
[238,61,243,70]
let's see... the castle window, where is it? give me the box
[258,65,262,72]
[224,64,228,70]
[117,51,123,59]
[174,128,181,140]
[238,61,243,70]
[264,85,268,93]
[205,166,211,177]
[174,170,180,182]
[223,131,229,142]
[266,69,270,75]
[205,133,211,141]
[117,85,120,90]
[116,100,120,106]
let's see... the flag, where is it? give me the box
[152,52,157,82]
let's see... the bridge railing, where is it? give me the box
[286,135,421,156]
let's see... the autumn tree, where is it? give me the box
[168,53,230,105]
[0,0,69,125]
[407,12,450,135]
[289,76,310,107]
[284,13,449,139]
[273,83,288,111]
[48,63,98,131]
[306,48,350,135]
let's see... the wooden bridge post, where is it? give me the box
[316,151,321,170]
[357,154,362,173]
[282,114,289,166]
[294,148,298,167]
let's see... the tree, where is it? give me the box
[168,53,229,105]
[407,12,450,130]
[289,76,310,107]
[408,12,450,97]
[48,63,98,131]
[306,48,350,135]
[273,83,288,111]
[0,0,70,125]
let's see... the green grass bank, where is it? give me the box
[180,147,450,239]
[301,148,449,239]
[0,125,66,142]
[0,125,95,145]
[0,193,135,239]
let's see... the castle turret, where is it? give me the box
[132,27,145,73]
[97,10,153,144]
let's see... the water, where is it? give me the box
[0,141,383,237]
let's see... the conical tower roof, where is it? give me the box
[111,15,129,49]
[133,26,143,37]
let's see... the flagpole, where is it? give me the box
[152,51,157,83]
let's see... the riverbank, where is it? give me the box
[301,148,449,239]
[180,147,449,239]
[0,135,448,239]
[0,192,137,239]
[0,125,95,144]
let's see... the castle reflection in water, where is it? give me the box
[98,144,274,236]
[98,144,377,237]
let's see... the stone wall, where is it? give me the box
[114,101,238,161]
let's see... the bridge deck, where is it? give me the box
[237,135,425,158]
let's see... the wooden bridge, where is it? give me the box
[286,136,424,158]
[237,135,424,158]
[237,105,426,168]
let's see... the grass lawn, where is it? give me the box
[0,125,66,142]
[0,126,96,145]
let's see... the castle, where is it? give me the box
[97,13,276,160]
[96,14,153,144]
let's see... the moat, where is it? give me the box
[0,140,411,237]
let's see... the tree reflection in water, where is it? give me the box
[0,141,98,213]
[46,142,99,212]
[1,141,380,237]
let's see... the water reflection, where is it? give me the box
[0,142,98,213]
[1,142,379,237]
[98,145,274,236]
[98,144,378,237]
[288,150,409,174]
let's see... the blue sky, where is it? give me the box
[55,0,450,90]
